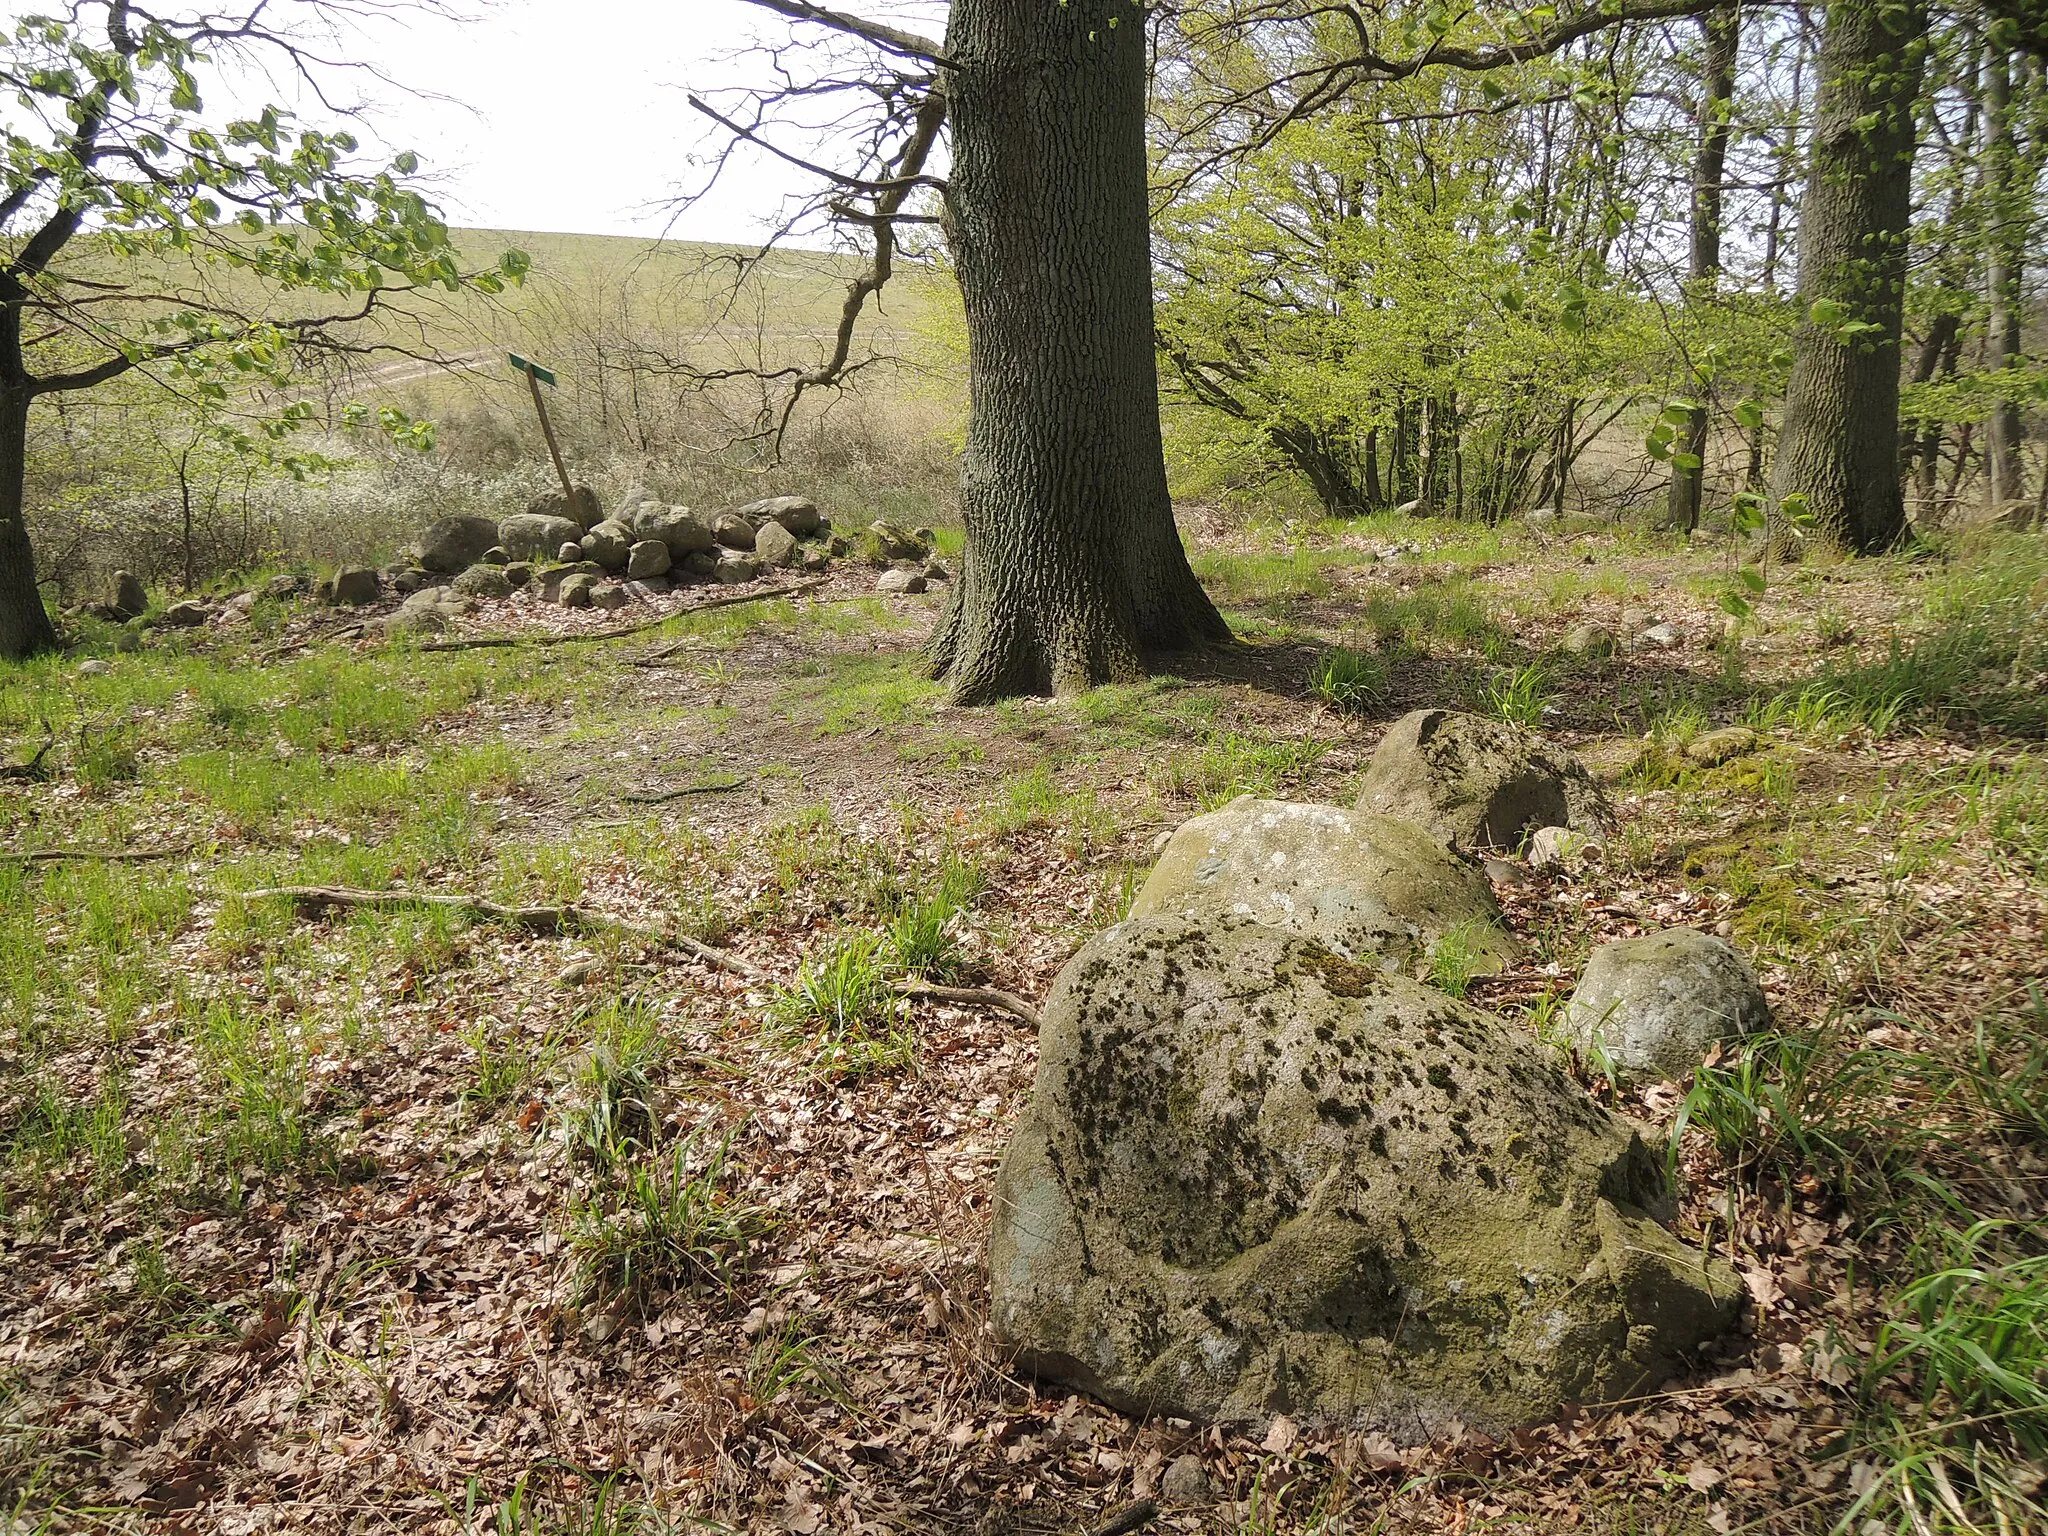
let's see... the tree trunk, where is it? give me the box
[0,387,59,660]
[1270,424,1368,517]
[1983,42,2026,512]
[929,0,1228,702]
[1768,0,1930,555]
[1667,1,1741,534]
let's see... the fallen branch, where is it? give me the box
[232,885,1043,1025]
[2,841,194,865]
[628,577,830,665]
[0,720,55,782]
[417,578,832,656]
[620,776,751,804]
[1086,1501,1159,1536]
[255,622,363,661]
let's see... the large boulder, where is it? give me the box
[331,567,381,606]
[712,512,757,551]
[990,917,1740,1435]
[498,512,584,562]
[626,540,672,579]
[1355,709,1613,854]
[524,484,604,532]
[109,571,147,622]
[451,564,514,600]
[580,519,634,573]
[416,515,501,575]
[1131,798,1512,974]
[639,506,717,557]
[1563,929,1771,1084]
[753,520,799,568]
[738,495,822,536]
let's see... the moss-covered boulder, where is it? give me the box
[989,917,1739,1435]
[1355,709,1613,853]
[1130,797,1512,974]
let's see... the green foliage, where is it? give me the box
[1309,647,1389,714]
[1424,921,1492,1000]
[1478,662,1549,726]
[886,858,982,981]
[569,1127,769,1306]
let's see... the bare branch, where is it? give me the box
[732,0,954,68]
[687,92,948,196]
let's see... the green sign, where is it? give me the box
[508,352,557,388]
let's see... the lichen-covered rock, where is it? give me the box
[753,520,798,568]
[525,485,604,532]
[1131,798,1512,974]
[712,512,758,551]
[714,553,759,585]
[990,917,1739,1435]
[416,515,500,575]
[498,512,583,562]
[581,519,634,573]
[626,539,672,579]
[639,506,716,557]
[110,571,147,621]
[1354,709,1613,853]
[451,564,513,600]
[876,566,926,594]
[1685,727,1759,767]
[866,520,923,561]
[558,572,599,609]
[737,495,822,536]
[1563,929,1771,1084]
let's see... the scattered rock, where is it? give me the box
[1527,825,1602,870]
[1638,622,1680,649]
[1685,726,1759,767]
[479,546,508,566]
[989,916,1742,1433]
[591,584,630,612]
[1131,797,1512,973]
[713,553,759,585]
[923,559,950,582]
[260,574,301,601]
[224,591,257,616]
[827,535,852,558]
[556,957,600,988]
[738,495,822,536]
[452,564,514,600]
[1160,1454,1212,1506]
[158,600,210,628]
[1354,709,1613,853]
[867,520,923,561]
[1563,928,1772,1083]
[712,513,758,551]
[626,540,673,580]
[639,506,717,557]
[388,568,433,596]
[1563,623,1617,658]
[113,628,143,654]
[379,608,448,638]
[77,659,112,677]
[331,568,382,606]
[416,514,501,574]
[558,573,600,609]
[876,567,927,595]
[110,571,147,622]
[498,512,584,562]
[537,562,603,603]
[753,520,798,568]
[558,541,584,563]
[913,525,937,547]
[799,547,831,573]
[622,578,669,601]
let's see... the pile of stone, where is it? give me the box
[990,709,1760,1439]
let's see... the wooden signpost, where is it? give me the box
[510,353,574,500]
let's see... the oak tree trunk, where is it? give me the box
[0,387,59,660]
[1768,0,1930,555]
[1667,1,1740,534]
[929,0,1228,703]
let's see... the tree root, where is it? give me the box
[1086,1500,1159,1536]
[619,776,751,803]
[3,841,195,864]
[626,577,830,665]
[0,720,56,781]
[232,884,1041,1025]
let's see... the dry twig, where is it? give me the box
[0,720,55,781]
[419,577,832,655]
[2,841,194,864]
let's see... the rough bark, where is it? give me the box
[1983,42,2026,512]
[0,386,59,660]
[1666,3,1739,534]
[929,0,1229,703]
[1768,0,1930,555]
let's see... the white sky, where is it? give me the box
[333,0,950,244]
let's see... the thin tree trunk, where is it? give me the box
[1769,0,1931,555]
[1983,41,2026,511]
[929,0,1228,702]
[0,387,58,659]
[1668,1,1741,534]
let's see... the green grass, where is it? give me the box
[1309,647,1389,714]
[568,1126,771,1307]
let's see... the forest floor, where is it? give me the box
[2,512,2045,1536]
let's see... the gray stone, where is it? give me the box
[452,564,514,600]
[110,571,147,621]
[1354,709,1613,854]
[1685,726,1759,767]
[681,550,720,578]
[1563,929,1771,1084]
[332,568,381,606]
[498,512,584,562]
[77,659,113,677]
[639,506,717,557]
[753,520,798,568]
[558,542,584,563]
[416,514,501,574]
[713,553,760,585]
[1527,825,1601,871]
[1638,622,1681,649]
[504,562,533,589]
[388,568,432,596]
[800,547,831,572]
[622,578,670,601]
[537,561,602,604]
[913,525,937,547]
[876,567,926,595]
[581,520,632,573]
[113,628,144,654]
[1131,797,1512,974]
[989,917,1740,1434]
[1160,1455,1212,1506]
[524,485,604,532]
[379,608,448,638]
[712,512,757,551]
[1563,624,1618,659]
[923,559,951,582]
[480,546,508,566]
[558,573,600,609]
[827,535,852,558]
[159,600,210,628]
[867,520,922,561]
[590,583,630,611]
[261,574,301,601]
[626,540,673,579]
[738,495,822,536]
